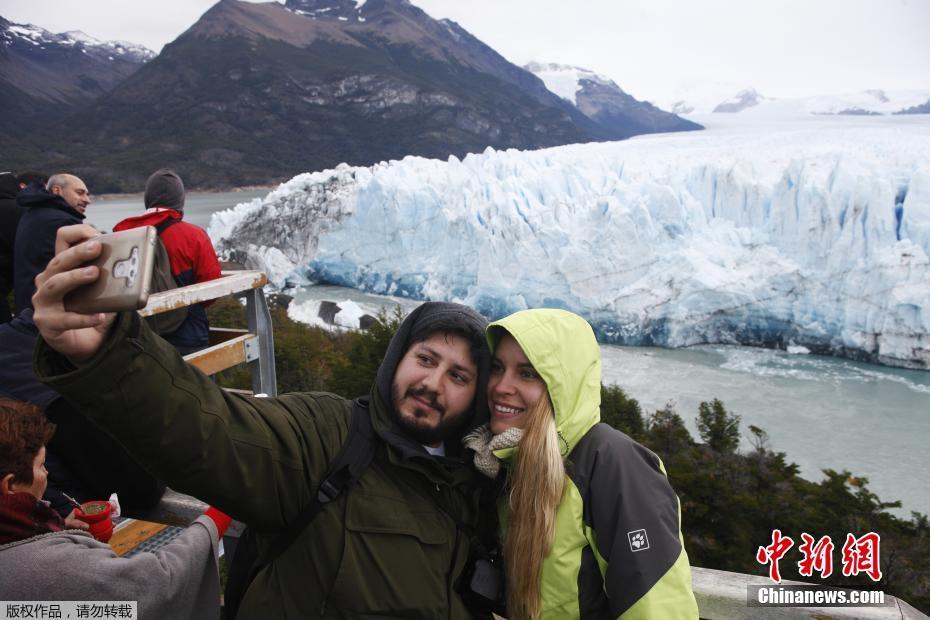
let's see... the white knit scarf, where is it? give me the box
[462,423,524,478]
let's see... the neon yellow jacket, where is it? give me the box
[490,309,699,619]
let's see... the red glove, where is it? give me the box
[203,507,233,538]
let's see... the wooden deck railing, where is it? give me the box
[138,269,277,396]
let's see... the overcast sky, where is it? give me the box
[2,0,928,102]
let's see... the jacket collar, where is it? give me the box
[16,182,85,220]
[0,492,65,545]
[0,172,19,199]
[113,208,181,231]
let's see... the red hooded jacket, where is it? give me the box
[114,209,221,348]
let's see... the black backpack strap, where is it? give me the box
[225,398,377,618]
[154,217,180,236]
[261,396,377,565]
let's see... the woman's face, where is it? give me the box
[10,447,49,500]
[487,334,547,434]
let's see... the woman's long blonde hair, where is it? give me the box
[504,393,565,620]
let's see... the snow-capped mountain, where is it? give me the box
[525,62,701,137]
[662,83,930,117]
[660,85,772,115]
[0,15,154,136]
[658,81,758,115]
[0,18,154,68]
[752,89,930,116]
[209,115,930,370]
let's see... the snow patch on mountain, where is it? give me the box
[1,20,155,61]
[523,61,612,104]
[210,116,930,368]
[284,0,369,21]
[660,83,930,117]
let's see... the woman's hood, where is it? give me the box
[489,309,601,454]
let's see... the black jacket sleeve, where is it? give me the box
[570,424,697,619]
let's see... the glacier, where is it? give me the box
[209,115,930,369]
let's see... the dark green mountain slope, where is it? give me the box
[23,0,596,191]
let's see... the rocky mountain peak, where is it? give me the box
[713,88,769,113]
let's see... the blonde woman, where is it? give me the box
[464,309,698,619]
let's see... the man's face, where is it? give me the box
[52,176,91,214]
[391,333,478,447]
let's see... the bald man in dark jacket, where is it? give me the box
[13,174,90,313]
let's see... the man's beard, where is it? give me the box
[392,383,471,446]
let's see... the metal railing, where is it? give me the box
[139,269,276,396]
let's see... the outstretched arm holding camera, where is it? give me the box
[31,224,113,363]
[31,225,335,529]
[31,225,496,619]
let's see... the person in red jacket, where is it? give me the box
[114,169,221,353]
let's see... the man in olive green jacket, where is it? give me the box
[31,225,494,618]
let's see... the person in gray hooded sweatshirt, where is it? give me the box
[0,398,229,619]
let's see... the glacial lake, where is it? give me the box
[288,283,930,520]
[94,189,930,519]
[87,188,270,233]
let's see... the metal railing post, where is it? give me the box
[244,287,277,397]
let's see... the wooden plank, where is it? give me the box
[139,270,268,317]
[183,334,254,376]
[209,327,249,346]
[109,519,169,557]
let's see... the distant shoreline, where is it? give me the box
[95,184,277,201]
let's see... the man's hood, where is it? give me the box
[372,302,490,456]
[113,208,181,232]
[0,172,19,199]
[488,309,601,455]
[15,182,84,220]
